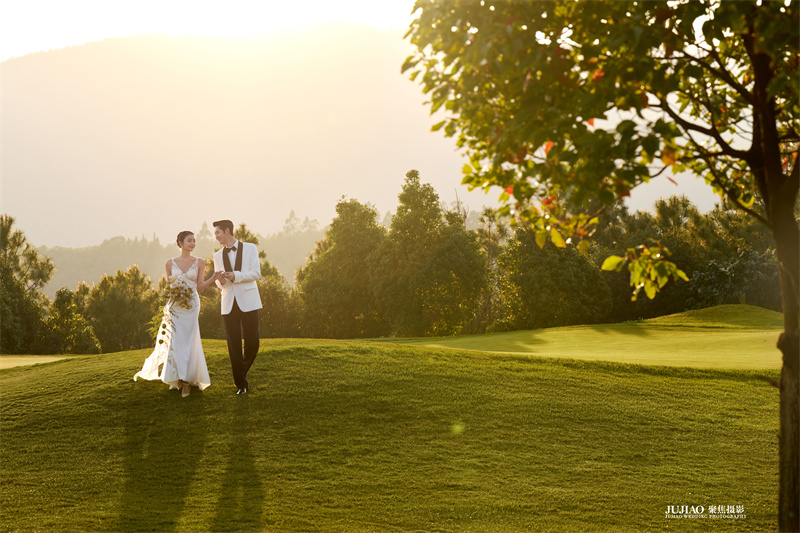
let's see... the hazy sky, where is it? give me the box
[0,0,416,60]
[1,0,719,247]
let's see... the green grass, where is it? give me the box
[0,329,780,531]
[387,305,784,370]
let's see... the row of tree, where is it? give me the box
[295,172,780,338]
[0,175,780,354]
[37,213,325,300]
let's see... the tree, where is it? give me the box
[1,214,54,303]
[85,266,160,352]
[415,210,487,336]
[42,289,101,354]
[592,196,714,320]
[0,216,53,354]
[374,170,487,336]
[692,249,782,311]
[299,198,388,338]
[257,273,303,339]
[0,260,46,354]
[405,1,798,527]
[498,229,611,330]
[469,207,512,332]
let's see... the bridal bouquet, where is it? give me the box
[149,278,194,343]
[163,278,194,310]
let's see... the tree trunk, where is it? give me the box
[772,194,800,533]
[747,32,799,529]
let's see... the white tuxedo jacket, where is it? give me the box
[213,241,263,315]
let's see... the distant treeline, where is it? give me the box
[1,172,781,354]
[38,212,326,299]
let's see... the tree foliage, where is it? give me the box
[299,198,388,338]
[42,289,101,354]
[374,171,487,336]
[0,260,46,354]
[467,208,511,333]
[85,266,160,353]
[1,214,54,303]
[497,229,611,330]
[0,216,98,354]
[405,2,798,527]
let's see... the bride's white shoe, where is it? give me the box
[181,382,191,398]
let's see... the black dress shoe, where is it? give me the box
[236,387,248,395]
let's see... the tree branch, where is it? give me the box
[659,98,750,160]
[698,45,755,105]
[700,154,771,227]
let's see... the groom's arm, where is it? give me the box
[233,243,261,283]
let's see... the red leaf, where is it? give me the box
[591,69,604,82]
[544,141,554,155]
[505,186,514,195]
[587,118,595,126]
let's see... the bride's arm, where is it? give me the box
[195,258,218,291]
[165,259,173,278]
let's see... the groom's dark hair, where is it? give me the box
[213,219,234,235]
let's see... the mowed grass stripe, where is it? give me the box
[0,337,779,532]
[387,305,784,370]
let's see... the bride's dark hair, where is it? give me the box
[177,231,194,248]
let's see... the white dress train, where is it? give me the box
[134,259,210,391]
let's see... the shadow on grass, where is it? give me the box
[210,399,266,532]
[116,390,208,532]
[584,323,654,337]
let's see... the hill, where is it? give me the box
[0,339,779,531]
[387,305,784,370]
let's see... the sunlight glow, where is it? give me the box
[0,0,415,61]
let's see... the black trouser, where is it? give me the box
[223,299,259,389]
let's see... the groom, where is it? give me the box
[212,219,262,395]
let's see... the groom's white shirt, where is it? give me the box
[213,240,263,315]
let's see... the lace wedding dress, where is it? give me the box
[134,259,210,391]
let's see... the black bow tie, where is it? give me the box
[225,245,237,253]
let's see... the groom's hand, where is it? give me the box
[223,272,235,281]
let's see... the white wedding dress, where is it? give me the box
[134,259,210,391]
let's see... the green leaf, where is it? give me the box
[535,229,548,249]
[601,255,626,271]
[644,281,657,300]
[550,227,567,248]
[431,120,446,132]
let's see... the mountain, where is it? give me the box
[1,25,487,248]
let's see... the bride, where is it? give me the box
[134,230,220,397]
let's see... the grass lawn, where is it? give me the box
[0,355,73,370]
[1,312,780,532]
[387,305,784,370]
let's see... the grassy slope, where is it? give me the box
[389,305,785,370]
[1,333,779,532]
